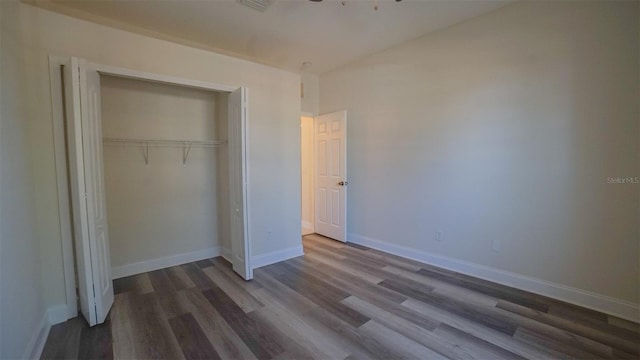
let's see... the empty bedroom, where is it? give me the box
[1,0,638,359]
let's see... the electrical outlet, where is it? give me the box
[492,239,500,252]
[435,231,443,242]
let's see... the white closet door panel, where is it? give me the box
[228,87,252,280]
[81,68,114,324]
[64,57,114,326]
[64,58,95,325]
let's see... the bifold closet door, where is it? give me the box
[228,87,252,280]
[64,57,114,326]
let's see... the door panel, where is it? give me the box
[331,139,340,175]
[64,58,95,325]
[318,188,327,222]
[64,58,114,326]
[228,87,252,280]
[314,110,347,242]
[82,69,113,324]
[331,190,341,225]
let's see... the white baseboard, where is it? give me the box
[112,247,221,279]
[221,247,232,263]
[301,221,314,235]
[113,244,303,278]
[348,233,640,322]
[252,245,304,269]
[47,304,69,325]
[23,311,51,360]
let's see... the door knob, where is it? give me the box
[338,181,349,186]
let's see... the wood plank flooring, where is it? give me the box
[42,234,640,359]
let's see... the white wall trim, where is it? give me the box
[47,304,69,325]
[348,233,640,322]
[221,247,232,263]
[23,311,51,360]
[48,54,79,320]
[301,221,314,235]
[252,245,304,269]
[89,63,237,92]
[111,247,221,279]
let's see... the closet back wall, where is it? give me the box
[101,75,224,271]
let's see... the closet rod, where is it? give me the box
[103,137,226,165]
[102,137,227,148]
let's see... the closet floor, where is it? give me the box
[41,234,639,359]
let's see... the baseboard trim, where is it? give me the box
[112,247,221,279]
[301,221,314,235]
[23,311,51,360]
[348,232,640,322]
[252,245,304,269]
[47,304,69,325]
[221,247,232,263]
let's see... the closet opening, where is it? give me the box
[99,75,231,281]
[52,57,251,326]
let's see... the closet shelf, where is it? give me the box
[102,137,227,165]
[102,137,227,148]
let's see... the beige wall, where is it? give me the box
[301,116,314,235]
[101,76,226,268]
[321,1,639,304]
[16,3,301,310]
[0,1,46,358]
[301,73,319,115]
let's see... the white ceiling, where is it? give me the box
[30,0,512,74]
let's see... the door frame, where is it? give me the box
[48,55,252,320]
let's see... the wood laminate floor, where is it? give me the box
[42,234,640,359]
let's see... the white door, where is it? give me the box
[228,87,252,280]
[64,58,114,326]
[314,110,347,242]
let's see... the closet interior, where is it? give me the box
[99,75,231,276]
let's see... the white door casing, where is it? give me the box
[228,87,252,280]
[314,110,347,242]
[64,57,114,326]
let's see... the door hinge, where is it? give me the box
[92,284,98,315]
